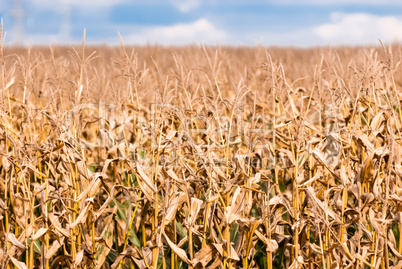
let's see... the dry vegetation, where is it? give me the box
[1,28,402,269]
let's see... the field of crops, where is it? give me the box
[1,28,402,268]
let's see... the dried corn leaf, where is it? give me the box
[163,232,192,265]
[49,213,70,238]
[299,170,322,187]
[188,197,203,226]
[137,165,157,192]
[45,237,64,259]
[10,257,28,269]
[95,214,114,269]
[165,192,186,225]
[254,229,279,252]
[74,250,84,268]
[7,233,26,249]
[194,244,216,267]
[305,187,341,221]
[31,228,48,241]
[167,168,185,184]
[212,243,240,261]
[75,172,103,202]
[71,203,91,228]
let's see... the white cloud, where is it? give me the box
[119,13,402,47]
[280,0,402,4]
[233,12,402,47]
[31,0,128,8]
[124,18,227,45]
[314,13,402,45]
[208,0,402,4]
[5,18,226,47]
[172,0,201,12]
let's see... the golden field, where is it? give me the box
[1,29,402,268]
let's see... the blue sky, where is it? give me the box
[0,0,402,47]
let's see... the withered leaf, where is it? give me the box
[49,213,70,238]
[194,244,216,267]
[45,237,64,260]
[74,250,84,268]
[31,228,48,241]
[163,232,192,265]
[7,233,26,249]
[10,257,28,269]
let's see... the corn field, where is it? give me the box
[1,27,402,268]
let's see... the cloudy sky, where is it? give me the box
[0,0,402,47]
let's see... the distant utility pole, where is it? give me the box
[11,0,25,45]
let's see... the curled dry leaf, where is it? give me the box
[95,214,115,269]
[49,213,70,238]
[71,202,91,228]
[212,243,240,261]
[299,170,322,187]
[31,227,48,241]
[136,164,157,201]
[45,237,64,259]
[254,229,279,252]
[305,186,341,222]
[165,192,186,225]
[74,250,84,268]
[188,197,203,226]
[7,233,26,249]
[75,172,103,202]
[167,168,185,184]
[10,257,28,269]
[163,232,192,265]
[193,244,216,267]
[137,164,157,193]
